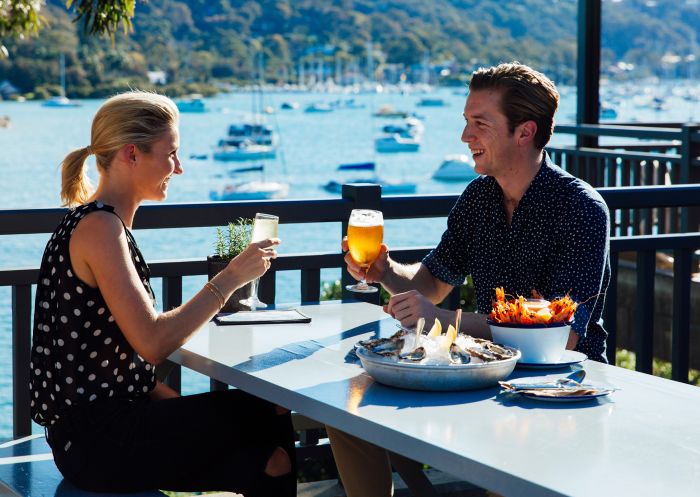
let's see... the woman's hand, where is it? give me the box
[384,290,438,328]
[225,238,280,288]
[342,236,389,284]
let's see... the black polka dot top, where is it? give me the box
[30,201,156,427]
[423,152,611,362]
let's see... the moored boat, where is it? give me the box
[322,178,416,195]
[375,134,421,153]
[417,97,447,107]
[213,140,277,161]
[432,154,477,181]
[210,181,289,201]
[176,94,208,113]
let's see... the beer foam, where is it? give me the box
[349,218,384,227]
[349,210,383,227]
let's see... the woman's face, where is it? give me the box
[135,127,182,202]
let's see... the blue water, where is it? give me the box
[1,81,698,439]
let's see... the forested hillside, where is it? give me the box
[0,0,697,99]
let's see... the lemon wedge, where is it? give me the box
[426,318,442,337]
[536,308,552,322]
[446,324,457,344]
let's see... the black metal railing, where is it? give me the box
[3,120,700,439]
[3,182,700,438]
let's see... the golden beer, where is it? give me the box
[347,224,384,266]
[346,209,383,293]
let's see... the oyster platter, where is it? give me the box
[355,315,520,391]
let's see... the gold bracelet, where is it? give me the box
[204,281,226,308]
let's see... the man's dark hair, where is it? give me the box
[469,62,559,150]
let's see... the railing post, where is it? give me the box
[341,184,382,304]
[301,268,321,302]
[161,276,183,393]
[635,251,655,374]
[680,124,700,233]
[671,248,692,383]
[12,284,32,438]
[259,271,277,305]
[576,0,601,148]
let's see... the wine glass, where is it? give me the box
[346,209,384,293]
[240,213,279,310]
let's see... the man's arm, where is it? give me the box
[382,260,453,302]
[549,196,610,347]
[343,240,451,299]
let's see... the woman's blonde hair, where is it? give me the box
[60,91,179,207]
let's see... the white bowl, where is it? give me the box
[488,321,571,364]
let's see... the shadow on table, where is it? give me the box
[295,375,498,410]
[233,318,394,373]
[359,381,499,408]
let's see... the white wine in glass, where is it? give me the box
[240,213,279,310]
[346,209,383,293]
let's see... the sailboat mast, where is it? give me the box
[59,53,66,98]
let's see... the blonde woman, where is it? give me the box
[29,91,295,495]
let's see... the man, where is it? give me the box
[328,62,611,497]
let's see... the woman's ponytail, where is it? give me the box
[61,91,178,207]
[60,147,93,207]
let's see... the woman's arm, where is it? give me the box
[149,380,180,400]
[70,211,276,364]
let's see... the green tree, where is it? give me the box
[0,1,137,54]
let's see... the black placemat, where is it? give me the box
[214,309,311,326]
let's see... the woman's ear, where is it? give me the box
[517,120,537,146]
[117,144,137,165]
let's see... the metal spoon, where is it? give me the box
[557,369,586,387]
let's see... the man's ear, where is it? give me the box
[517,120,537,146]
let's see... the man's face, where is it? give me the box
[461,89,518,177]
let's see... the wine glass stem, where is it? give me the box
[250,278,259,310]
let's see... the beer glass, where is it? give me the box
[346,209,384,293]
[240,213,279,310]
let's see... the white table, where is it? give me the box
[169,301,700,497]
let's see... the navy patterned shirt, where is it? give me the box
[423,152,611,362]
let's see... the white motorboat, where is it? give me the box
[176,94,208,113]
[432,154,477,181]
[213,121,278,161]
[381,117,424,138]
[305,102,334,113]
[375,134,421,153]
[213,140,277,161]
[210,181,289,201]
[226,122,276,145]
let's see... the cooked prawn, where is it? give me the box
[489,287,577,325]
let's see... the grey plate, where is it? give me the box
[356,346,521,391]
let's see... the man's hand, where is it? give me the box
[342,237,389,284]
[384,290,438,328]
